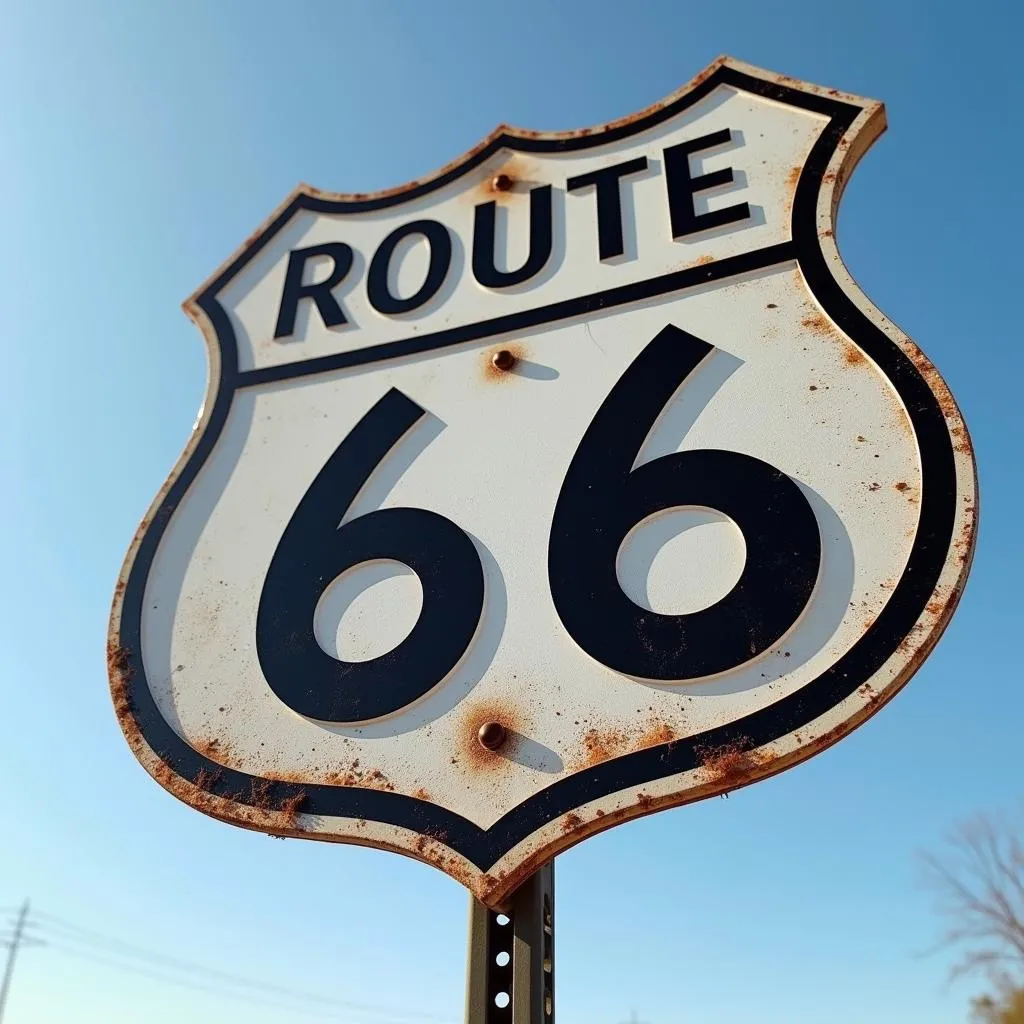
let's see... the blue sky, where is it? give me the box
[1,1,1021,1021]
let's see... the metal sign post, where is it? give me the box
[466,865,554,1024]
[108,57,977,1021]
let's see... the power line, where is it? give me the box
[46,941,436,1023]
[30,907,455,1023]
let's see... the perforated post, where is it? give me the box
[465,862,554,1024]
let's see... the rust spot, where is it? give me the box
[194,767,221,792]
[858,684,880,705]
[366,769,395,792]
[894,481,910,492]
[822,228,834,238]
[637,722,677,749]
[823,171,838,184]
[473,160,533,203]
[250,778,272,810]
[149,758,312,840]
[279,791,306,827]
[868,482,881,492]
[581,727,629,768]
[907,346,962,421]
[192,737,237,767]
[322,762,395,792]
[413,787,431,802]
[562,813,583,834]
[483,343,527,382]
[842,342,865,366]
[801,312,832,335]
[695,254,715,265]
[570,715,682,770]
[766,303,778,309]
[697,739,772,790]
[636,792,654,810]
[415,832,441,855]
[785,166,802,190]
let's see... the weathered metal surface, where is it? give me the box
[108,57,977,909]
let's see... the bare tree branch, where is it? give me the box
[921,808,1024,986]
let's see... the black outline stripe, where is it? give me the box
[115,66,960,873]
[238,243,796,388]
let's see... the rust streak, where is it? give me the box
[192,737,237,767]
[107,642,134,725]
[696,739,773,790]
[561,813,583,834]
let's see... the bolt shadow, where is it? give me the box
[510,358,559,381]
[500,731,564,774]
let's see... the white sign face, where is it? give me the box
[109,58,976,908]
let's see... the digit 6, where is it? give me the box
[548,324,821,680]
[257,389,484,723]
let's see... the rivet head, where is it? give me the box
[491,349,516,371]
[478,721,508,751]
[492,173,514,192]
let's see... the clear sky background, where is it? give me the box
[0,2,1021,1022]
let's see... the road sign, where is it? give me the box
[109,57,977,910]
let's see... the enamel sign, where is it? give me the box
[108,58,977,908]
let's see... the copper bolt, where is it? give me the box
[478,721,508,751]
[491,349,516,371]
[492,173,514,192]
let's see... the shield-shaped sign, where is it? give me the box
[109,57,977,908]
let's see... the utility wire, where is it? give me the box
[46,941,443,1024]
[30,908,455,1023]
